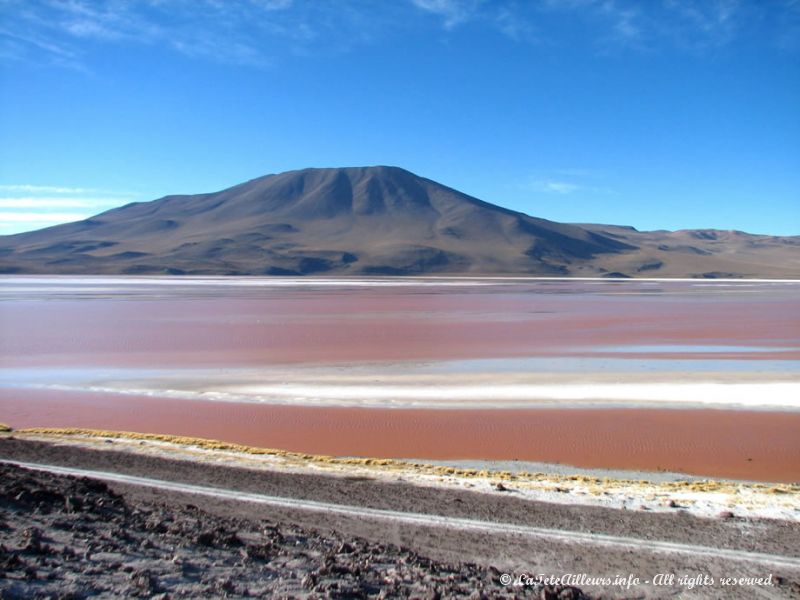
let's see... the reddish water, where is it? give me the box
[1,277,799,481]
[3,388,799,482]
[1,279,798,367]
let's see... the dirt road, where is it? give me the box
[1,437,798,598]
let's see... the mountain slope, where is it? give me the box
[0,166,630,276]
[578,223,800,279]
[0,166,797,277]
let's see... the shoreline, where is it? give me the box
[4,274,800,282]
[1,429,798,524]
[3,388,800,482]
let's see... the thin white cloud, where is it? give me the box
[494,6,538,42]
[537,0,761,52]
[0,24,87,70]
[0,184,133,229]
[252,0,295,10]
[611,8,641,41]
[0,197,119,208]
[1,0,795,72]
[171,36,270,68]
[1,0,383,70]
[411,0,482,29]
[535,180,581,195]
[64,19,124,41]
[661,0,745,50]
[408,0,758,51]
[0,212,87,223]
[540,0,645,48]
[0,184,98,194]
[0,27,76,58]
[524,170,615,196]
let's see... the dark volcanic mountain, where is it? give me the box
[1,166,798,277]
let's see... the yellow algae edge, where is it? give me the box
[5,426,800,495]
[11,427,511,480]
[0,423,12,432]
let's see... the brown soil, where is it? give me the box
[1,438,799,599]
[1,462,588,599]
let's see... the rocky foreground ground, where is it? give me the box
[0,463,588,599]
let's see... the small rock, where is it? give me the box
[216,577,236,593]
[130,569,160,594]
[337,541,354,554]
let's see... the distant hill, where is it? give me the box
[1,166,798,277]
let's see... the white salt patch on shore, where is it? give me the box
[224,381,800,409]
[4,275,799,291]
[0,276,497,289]
[28,380,800,410]
[592,344,798,354]
[18,433,798,523]
[6,361,798,410]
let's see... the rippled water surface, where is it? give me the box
[2,276,799,480]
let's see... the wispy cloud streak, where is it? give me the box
[411,0,793,54]
[524,169,614,196]
[1,0,393,70]
[0,197,119,208]
[411,0,482,29]
[0,212,87,222]
[1,0,796,72]
[0,184,102,194]
[0,182,136,234]
[535,180,581,195]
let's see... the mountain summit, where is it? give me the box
[1,166,797,277]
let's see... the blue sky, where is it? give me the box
[0,0,798,236]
